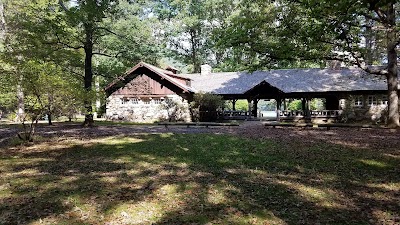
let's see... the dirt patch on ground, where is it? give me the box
[228,122,400,151]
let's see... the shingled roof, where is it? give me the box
[181,67,395,95]
[106,62,397,97]
[105,62,195,96]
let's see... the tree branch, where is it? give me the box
[45,33,84,50]
[58,0,68,12]
[343,35,388,76]
[94,26,125,39]
[361,12,383,24]
[373,8,388,26]
[93,51,127,58]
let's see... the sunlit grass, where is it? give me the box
[0,134,399,224]
[359,159,389,168]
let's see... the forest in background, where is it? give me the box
[0,0,399,127]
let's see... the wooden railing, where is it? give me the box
[280,110,304,117]
[309,110,342,118]
[280,110,342,118]
[220,110,250,119]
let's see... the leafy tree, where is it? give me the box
[59,0,164,126]
[190,92,224,121]
[219,0,400,127]
[0,72,16,118]
[224,100,248,111]
[155,0,211,72]
[287,100,302,111]
[93,0,161,83]
[284,0,399,127]
[2,59,84,141]
[155,0,244,72]
[3,0,161,127]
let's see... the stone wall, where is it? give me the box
[339,94,392,123]
[106,95,191,123]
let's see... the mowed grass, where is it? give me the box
[0,133,399,224]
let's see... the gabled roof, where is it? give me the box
[106,62,398,97]
[181,67,395,95]
[179,72,268,95]
[105,62,195,95]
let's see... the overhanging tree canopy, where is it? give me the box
[218,0,400,127]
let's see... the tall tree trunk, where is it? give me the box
[16,75,24,122]
[0,0,6,40]
[386,3,399,128]
[47,93,53,125]
[48,113,52,125]
[82,23,94,127]
[190,29,200,73]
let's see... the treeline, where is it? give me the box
[0,0,399,127]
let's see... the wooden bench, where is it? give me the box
[158,122,239,128]
[264,122,388,130]
[264,123,312,128]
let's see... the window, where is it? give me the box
[143,99,150,105]
[354,96,363,107]
[153,98,162,104]
[164,98,174,105]
[381,95,388,105]
[121,98,129,105]
[339,99,346,109]
[131,98,139,104]
[368,95,377,106]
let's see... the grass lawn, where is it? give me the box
[0,133,399,224]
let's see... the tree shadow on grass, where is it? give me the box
[0,133,399,224]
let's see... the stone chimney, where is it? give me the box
[165,65,178,74]
[201,64,212,76]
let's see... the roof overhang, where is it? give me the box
[105,62,194,99]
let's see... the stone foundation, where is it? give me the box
[106,95,191,123]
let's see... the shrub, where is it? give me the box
[159,99,190,122]
[190,92,224,122]
[287,100,302,110]
[224,100,249,111]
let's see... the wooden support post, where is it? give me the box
[305,97,312,121]
[276,98,281,122]
[307,98,311,114]
[252,99,259,117]
[301,98,306,111]
[247,98,252,118]
[232,99,237,111]
[283,98,287,110]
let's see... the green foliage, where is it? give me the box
[155,0,211,72]
[258,100,276,111]
[287,99,325,111]
[190,92,224,121]
[2,0,164,125]
[159,99,190,122]
[225,100,248,111]
[0,92,16,114]
[154,0,244,72]
[94,0,162,83]
[287,100,302,111]
[213,0,326,71]
[311,99,325,111]
[191,92,224,111]
[215,0,399,125]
